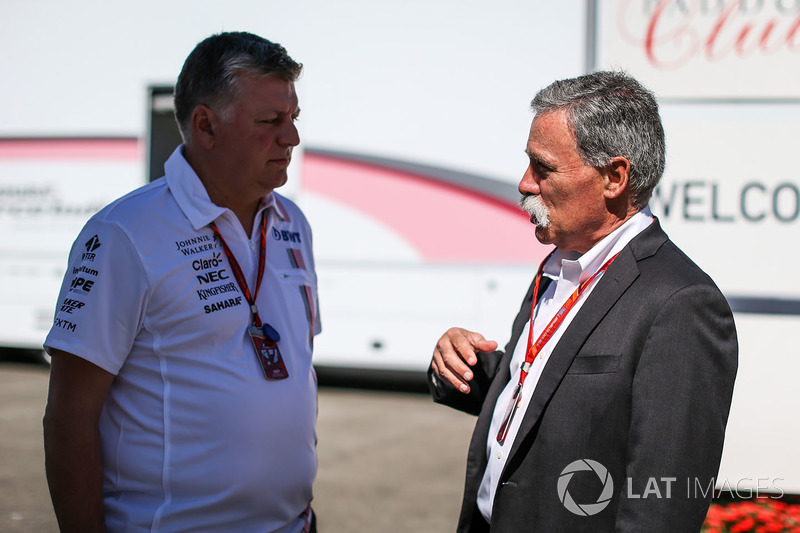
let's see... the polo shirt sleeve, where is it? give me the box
[44,218,149,375]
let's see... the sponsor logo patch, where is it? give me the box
[196,282,240,301]
[60,298,86,314]
[204,296,244,314]
[175,234,217,256]
[272,228,302,243]
[72,265,99,277]
[54,318,77,332]
[85,235,101,253]
[69,277,95,294]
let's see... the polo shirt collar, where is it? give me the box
[262,192,291,222]
[164,145,289,230]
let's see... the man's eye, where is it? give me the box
[532,160,550,175]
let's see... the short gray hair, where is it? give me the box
[174,32,302,142]
[531,71,665,209]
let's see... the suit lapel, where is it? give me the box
[478,276,553,426]
[505,220,668,465]
[470,277,550,461]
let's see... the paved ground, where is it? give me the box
[0,353,475,532]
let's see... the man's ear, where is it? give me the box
[603,156,631,199]
[190,105,216,149]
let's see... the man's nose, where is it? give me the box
[279,120,300,147]
[518,166,540,196]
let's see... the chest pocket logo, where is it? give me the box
[272,227,302,244]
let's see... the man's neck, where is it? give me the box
[569,205,640,254]
[203,184,261,235]
[184,146,263,235]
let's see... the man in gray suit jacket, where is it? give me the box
[429,71,738,532]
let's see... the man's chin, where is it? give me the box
[263,172,289,190]
[534,225,553,244]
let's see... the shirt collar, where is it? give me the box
[262,192,291,222]
[165,145,289,230]
[544,206,654,284]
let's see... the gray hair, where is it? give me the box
[531,71,665,209]
[174,32,303,142]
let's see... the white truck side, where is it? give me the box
[1,0,797,494]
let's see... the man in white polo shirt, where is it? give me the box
[43,32,320,533]
[428,71,737,532]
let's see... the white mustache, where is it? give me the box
[519,195,550,228]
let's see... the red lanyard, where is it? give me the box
[496,250,619,444]
[210,211,268,328]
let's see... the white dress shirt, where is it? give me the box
[477,207,654,523]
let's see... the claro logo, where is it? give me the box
[193,252,223,272]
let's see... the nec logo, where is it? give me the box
[196,269,230,284]
[272,228,302,243]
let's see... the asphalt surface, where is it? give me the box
[0,352,475,532]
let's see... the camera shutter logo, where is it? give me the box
[557,459,614,516]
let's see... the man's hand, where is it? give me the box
[431,327,498,394]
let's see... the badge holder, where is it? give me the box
[248,323,289,380]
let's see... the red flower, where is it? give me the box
[731,517,757,532]
[703,498,800,532]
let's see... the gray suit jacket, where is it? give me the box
[430,220,738,532]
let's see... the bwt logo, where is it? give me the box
[272,228,302,243]
[558,459,614,517]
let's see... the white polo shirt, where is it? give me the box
[45,147,321,533]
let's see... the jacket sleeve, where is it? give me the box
[615,282,738,532]
[428,348,504,416]
[428,277,539,416]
